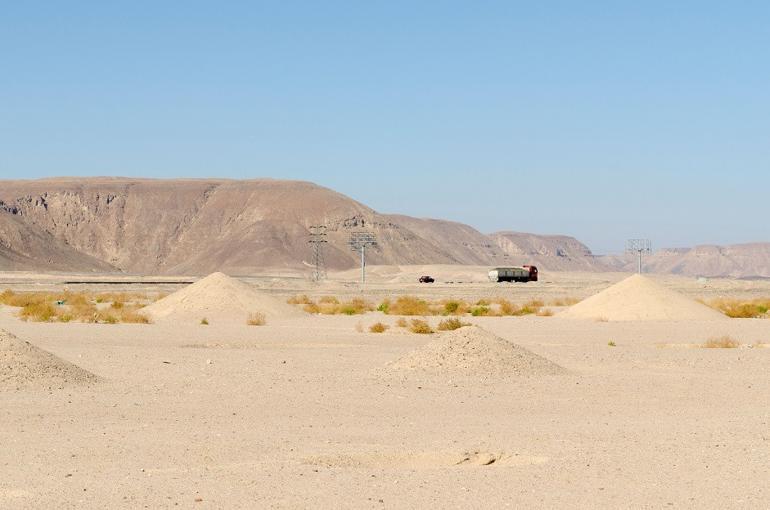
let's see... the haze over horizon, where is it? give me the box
[2,2,768,254]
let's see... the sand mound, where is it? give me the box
[141,272,306,324]
[0,329,98,391]
[559,274,726,321]
[384,326,564,378]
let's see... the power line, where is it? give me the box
[309,225,328,282]
[348,232,377,284]
[626,239,652,274]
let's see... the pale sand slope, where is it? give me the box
[559,273,727,321]
[141,272,306,324]
[383,325,564,378]
[0,328,97,391]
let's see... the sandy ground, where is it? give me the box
[1,267,770,509]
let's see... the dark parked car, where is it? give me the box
[418,275,435,283]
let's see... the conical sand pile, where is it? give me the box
[1,329,98,391]
[384,326,564,377]
[559,274,726,321]
[142,272,306,324]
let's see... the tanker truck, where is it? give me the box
[488,265,538,283]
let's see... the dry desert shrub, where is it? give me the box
[247,312,266,326]
[395,317,408,328]
[437,318,470,331]
[703,298,770,318]
[369,322,389,333]
[441,299,470,315]
[702,336,740,348]
[118,309,151,324]
[495,298,516,316]
[297,296,373,315]
[409,319,434,334]
[0,290,152,324]
[549,297,582,307]
[200,318,209,325]
[515,299,544,316]
[373,295,551,318]
[384,296,431,316]
[536,308,554,317]
[303,302,321,314]
[471,305,491,316]
[287,294,313,305]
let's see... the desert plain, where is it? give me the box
[1,266,769,509]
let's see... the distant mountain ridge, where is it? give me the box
[601,243,770,279]
[0,177,766,277]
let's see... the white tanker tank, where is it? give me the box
[488,265,538,283]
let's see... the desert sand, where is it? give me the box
[0,266,769,508]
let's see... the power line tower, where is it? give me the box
[349,232,377,284]
[308,225,328,282]
[626,239,652,274]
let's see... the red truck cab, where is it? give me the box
[523,265,538,282]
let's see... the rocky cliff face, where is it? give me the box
[490,232,612,271]
[0,209,116,272]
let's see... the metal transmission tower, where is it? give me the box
[349,232,377,284]
[626,239,652,274]
[308,225,328,282]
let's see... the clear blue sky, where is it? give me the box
[1,1,768,254]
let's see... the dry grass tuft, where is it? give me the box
[408,319,434,334]
[384,296,431,316]
[470,305,491,317]
[200,318,209,326]
[369,322,389,333]
[395,317,408,328]
[549,297,582,307]
[702,336,740,348]
[247,312,266,326]
[0,289,155,324]
[441,299,469,315]
[703,298,770,319]
[536,308,554,317]
[287,294,313,305]
[436,318,470,331]
[371,295,553,318]
[295,296,373,315]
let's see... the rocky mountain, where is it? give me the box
[0,177,607,275]
[0,210,116,272]
[0,177,765,277]
[490,232,613,271]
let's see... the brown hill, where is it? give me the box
[384,215,509,265]
[0,210,116,272]
[0,178,601,275]
[490,231,612,271]
[601,243,770,279]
